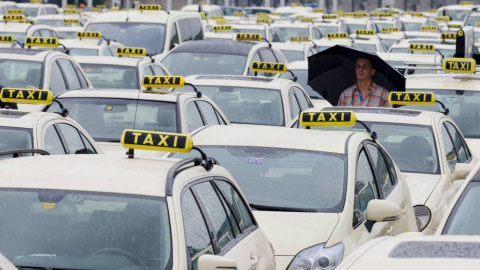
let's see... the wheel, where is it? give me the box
[89,248,145,267]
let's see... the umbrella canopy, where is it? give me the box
[308,45,406,106]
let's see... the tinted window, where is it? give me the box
[58,59,82,90]
[192,182,235,253]
[293,87,311,110]
[197,101,220,125]
[366,144,393,196]
[178,18,203,42]
[49,61,67,95]
[81,64,138,89]
[186,102,204,132]
[0,127,33,158]
[43,125,66,155]
[57,124,89,154]
[354,149,379,226]
[153,65,168,76]
[79,132,96,154]
[182,189,213,269]
[215,180,255,231]
[444,122,470,163]
[72,63,88,88]
[442,124,458,173]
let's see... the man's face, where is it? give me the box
[355,58,375,81]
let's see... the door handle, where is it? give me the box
[387,226,394,235]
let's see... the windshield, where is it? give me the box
[279,68,323,99]
[464,16,480,26]
[444,9,471,21]
[389,47,455,57]
[280,49,304,62]
[274,27,309,42]
[0,59,42,89]
[175,85,284,126]
[402,22,423,31]
[317,25,339,36]
[3,32,27,42]
[346,23,367,34]
[161,52,247,76]
[85,22,166,55]
[23,7,38,17]
[375,22,395,29]
[298,122,439,174]
[356,43,377,52]
[36,19,68,27]
[47,98,178,142]
[81,64,137,89]
[69,48,99,56]
[0,189,171,270]
[404,89,480,139]
[382,38,399,49]
[172,146,346,212]
[442,181,480,235]
[0,127,33,158]
[57,31,77,39]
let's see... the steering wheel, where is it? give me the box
[394,157,421,172]
[89,248,146,267]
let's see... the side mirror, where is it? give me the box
[197,254,237,270]
[454,163,474,180]
[366,199,401,223]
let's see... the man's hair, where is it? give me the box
[356,56,375,69]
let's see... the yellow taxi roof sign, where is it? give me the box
[236,33,262,41]
[91,7,101,12]
[214,19,229,25]
[388,92,436,105]
[63,9,80,14]
[66,4,75,8]
[0,88,54,104]
[255,17,271,24]
[353,12,368,17]
[442,58,476,73]
[327,33,348,39]
[77,31,101,38]
[211,16,225,20]
[111,6,119,11]
[411,12,425,17]
[322,14,338,20]
[382,27,400,33]
[314,9,325,13]
[436,16,450,22]
[409,43,435,52]
[213,25,232,32]
[388,10,400,14]
[476,22,480,26]
[199,12,208,21]
[138,4,161,11]
[441,33,456,39]
[0,35,14,43]
[8,9,24,14]
[300,17,314,22]
[430,9,438,13]
[30,0,42,3]
[291,3,302,6]
[25,37,59,47]
[198,1,207,5]
[233,11,245,16]
[3,15,25,21]
[121,129,193,153]
[290,36,310,42]
[64,19,81,24]
[251,62,287,73]
[256,12,269,18]
[300,111,356,127]
[448,24,462,28]
[460,1,473,5]
[370,12,393,17]
[355,29,375,35]
[116,47,147,56]
[142,76,185,88]
[421,26,438,31]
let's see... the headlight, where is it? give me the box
[287,242,344,270]
[414,205,431,232]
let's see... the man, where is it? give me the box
[338,57,392,107]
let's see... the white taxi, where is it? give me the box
[0,15,58,41]
[45,76,230,155]
[169,112,417,269]
[271,22,324,42]
[17,2,59,19]
[272,36,320,62]
[0,88,101,157]
[0,130,276,269]
[57,34,123,56]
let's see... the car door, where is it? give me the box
[180,178,272,270]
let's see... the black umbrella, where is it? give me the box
[307,45,405,106]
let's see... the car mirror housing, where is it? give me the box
[197,254,237,270]
[454,162,474,180]
[366,199,402,223]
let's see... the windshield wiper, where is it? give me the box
[249,203,316,212]
[17,266,90,270]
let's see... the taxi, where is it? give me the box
[181,3,223,17]
[55,33,123,56]
[388,39,456,57]
[35,14,88,27]
[271,22,324,42]
[290,92,478,235]
[159,34,286,77]
[172,62,312,127]
[0,130,276,269]
[232,24,282,43]
[17,2,60,19]
[76,47,170,90]
[436,3,476,26]
[337,235,480,270]
[271,36,320,62]
[53,25,83,39]
[46,75,230,155]
[0,15,58,42]
[0,2,19,16]
[378,52,442,75]
[398,16,441,31]
[168,112,417,269]
[0,88,101,157]
[83,6,204,59]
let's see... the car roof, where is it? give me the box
[74,55,145,66]
[191,125,359,154]
[0,110,58,128]
[0,23,32,32]
[87,10,198,24]
[0,48,60,61]
[56,89,190,103]
[171,40,256,56]
[406,73,480,91]
[184,75,288,89]
[60,39,121,49]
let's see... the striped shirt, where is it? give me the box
[338,82,392,107]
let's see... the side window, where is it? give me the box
[215,180,255,231]
[43,125,66,155]
[191,181,236,253]
[72,63,88,88]
[32,31,41,37]
[186,102,204,132]
[142,65,154,76]
[272,49,286,64]
[365,144,393,196]
[79,133,96,154]
[312,27,322,39]
[441,124,458,173]
[170,22,179,50]
[182,189,214,269]
[353,149,379,226]
[153,65,168,75]
[178,19,192,42]
[57,59,82,90]
[288,88,301,118]
[189,18,203,40]
[101,47,113,56]
[57,124,89,154]
[49,60,67,95]
[197,101,221,125]
[270,29,281,42]
[444,122,471,163]
[293,87,312,110]
[258,48,276,62]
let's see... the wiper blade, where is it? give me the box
[17,266,89,270]
[249,203,315,212]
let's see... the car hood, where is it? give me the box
[403,173,442,206]
[253,211,339,256]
